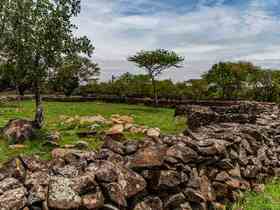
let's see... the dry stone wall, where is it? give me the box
[0,103,280,210]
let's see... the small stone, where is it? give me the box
[184,188,206,203]
[47,131,60,142]
[102,204,120,210]
[211,202,226,210]
[124,123,134,130]
[9,144,27,149]
[133,196,163,210]
[107,124,124,135]
[252,184,265,193]
[74,141,90,150]
[146,128,160,138]
[102,137,125,155]
[166,145,198,163]
[105,183,127,207]
[124,141,139,155]
[79,115,107,124]
[156,170,188,189]
[179,202,192,210]
[164,193,185,209]
[82,190,104,209]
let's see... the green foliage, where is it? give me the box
[233,179,280,210]
[50,55,100,96]
[203,61,259,99]
[128,49,184,104]
[128,49,184,77]
[0,0,94,112]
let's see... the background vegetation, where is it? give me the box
[3,61,280,103]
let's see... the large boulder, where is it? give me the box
[2,119,36,144]
[128,146,167,169]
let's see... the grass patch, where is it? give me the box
[0,100,186,162]
[232,179,280,210]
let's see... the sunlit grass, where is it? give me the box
[232,179,280,210]
[0,100,186,162]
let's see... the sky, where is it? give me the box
[73,0,280,81]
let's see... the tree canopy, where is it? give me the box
[128,49,184,77]
[0,0,95,127]
[128,49,184,105]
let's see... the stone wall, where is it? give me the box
[2,95,274,109]
[0,103,280,210]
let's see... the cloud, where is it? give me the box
[73,0,280,81]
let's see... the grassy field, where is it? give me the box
[233,179,280,210]
[0,100,185,162]
[0,100,279,210]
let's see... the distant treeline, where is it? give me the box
[1,61,280,102]
[79,61,280,102]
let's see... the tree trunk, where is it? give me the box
[33,81,44,129]
[18,85,26,96]
[151,77,158,106]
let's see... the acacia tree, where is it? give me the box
[0,0,94,128]
[128,49,184,105]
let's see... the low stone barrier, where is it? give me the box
[0,103,279,210]
[2,94,274,109]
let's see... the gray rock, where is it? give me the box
[3,119,36,144]
[133,196,163,210]
[166,145,198,163]
[0,187,28,210]
[104,182,127,207]
[48,176,81,209]
[82,189,104,209]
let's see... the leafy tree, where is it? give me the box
[0,62,32,95]
[0,0,94,128]
[51,55,100,96]
[0,63,14,91]
[128,49,184,105]
[203,62,258,99]
[186,79,209,100]
[248,69,280,102]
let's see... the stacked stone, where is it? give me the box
[0,104,280,210]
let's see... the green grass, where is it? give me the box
[232,179,280,210]
[0,100,186,162]
[0,100,279,210]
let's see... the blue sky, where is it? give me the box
[74,0,280,81]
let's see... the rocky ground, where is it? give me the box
[0,102,279,210]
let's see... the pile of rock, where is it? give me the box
[0,103,280,210]
[176,102,264,130]
[61,114,161,138]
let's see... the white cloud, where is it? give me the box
[73,0,280,81]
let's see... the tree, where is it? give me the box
[203,61,258,99]
[128,49,184,105]
[0,0,94,128]
[186,79,209,100]
[0,61,32,95]
[52,55,100,96]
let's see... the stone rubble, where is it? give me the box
[0,102,279,210]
